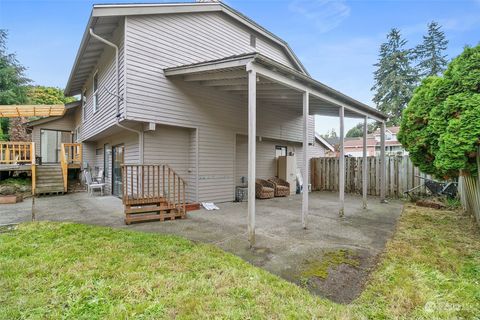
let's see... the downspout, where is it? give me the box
[89,28,144,163]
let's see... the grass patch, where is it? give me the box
[300,249,360,280]
[0,177,30,186]
[1,204,479,319]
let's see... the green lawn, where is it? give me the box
[1,204,479,319]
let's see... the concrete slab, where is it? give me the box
[0,191,404,303]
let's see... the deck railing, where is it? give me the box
[60,143,82,192]
[122,164,186,214]
[0,141,36,194]
[0,142,35,164]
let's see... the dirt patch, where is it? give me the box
[293,248,375,304]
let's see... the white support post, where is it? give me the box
[380,121,386,203]
[302,90,309,229]
[362,116,368,209]
[339,106,345,217]
[247,67,257,247]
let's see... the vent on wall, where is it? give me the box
[250,34,256,48]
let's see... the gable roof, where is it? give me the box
[315,133,335,152]
[65,1,309,96]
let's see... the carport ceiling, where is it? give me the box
[180,69,362,118]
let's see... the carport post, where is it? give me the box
[362,116,368,209]
[302,90,309,229]
[339,105,345,217]
[247,65,257,247]
[380,121,386,202]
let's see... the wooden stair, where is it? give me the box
[122,164,187,225]
[35,164,65,195]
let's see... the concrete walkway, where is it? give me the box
[0,191,404,303]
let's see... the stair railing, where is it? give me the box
[59,143,82,192]
[122,164,187,215]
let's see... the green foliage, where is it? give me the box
[399,45,480,178]
[415,21,449,78]
[27,86,76,105]
[321,128,337,139]
[372,28,419,126]
[346,122,377,138]
[0,29,29,105]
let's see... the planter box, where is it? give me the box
[0,195,23,204]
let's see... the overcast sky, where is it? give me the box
[1,0,479,134]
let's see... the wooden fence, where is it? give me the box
[311,156,432,198]
[458,148,480,227]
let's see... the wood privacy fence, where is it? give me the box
[311,156,432,198]
[458,148,480,227]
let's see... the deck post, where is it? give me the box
[380,121,386,203]
[302,90,309,229]
[362,116,368,209]
[247,65,257,247]
[339,105,345,217]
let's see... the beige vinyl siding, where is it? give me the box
[31,114,75,157]
[81,20,125,141]
[123,12,313,202]
[143,125,196,202]
[309,140,326,158]
[235,135,303,186]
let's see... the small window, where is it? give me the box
[82,89,86,121]
[73,126,81,142]
[93,71,98,113]
[250,34,256,48]
[275,145,287,158]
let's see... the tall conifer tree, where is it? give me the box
[371,28,418,125]
[415,21,448,77]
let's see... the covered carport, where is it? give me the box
[165,53,388,247]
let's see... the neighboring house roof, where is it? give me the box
[343,137,377,148]
[315,133,335,152]
[374,126,400,135]
[65,1,310,96]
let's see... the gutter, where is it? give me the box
[88,28,144,163]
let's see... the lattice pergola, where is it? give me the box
[0,105,65,118]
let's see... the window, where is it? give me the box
[82,89,86,121]
[275,145,287,158]
[250,34,256,48]
[73,126,81,142]
[93,71,98,113]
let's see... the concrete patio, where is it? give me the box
[0,191,403,303]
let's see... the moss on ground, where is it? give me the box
[300,249,360,280]
[0,204,479,319]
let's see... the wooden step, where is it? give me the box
[125,210,185,225]
[125,204,177,214]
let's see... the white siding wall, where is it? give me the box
[124,12,311,202]
[31,114,75,157]
[143,125,196,202]
[81,20,125,141]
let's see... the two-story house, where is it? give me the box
[26,2,387,228]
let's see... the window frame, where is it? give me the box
[275,145,287,158]
[82,89,87,122]
[92,70,99,113]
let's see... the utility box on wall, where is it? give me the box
[277,155,297,195]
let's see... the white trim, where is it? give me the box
[82,88,87,122]
[302,90,309,229]
[92,70,99,114]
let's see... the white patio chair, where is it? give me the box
[94,169,104,183]
[84,170,105,196]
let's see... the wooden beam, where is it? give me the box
[362,116,368,209]
[247,67,256,247]
[302,90,309,229]
[339,105,345,217]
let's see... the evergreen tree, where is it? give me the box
[0,29,30,141]
[415,21,448,78]
[372,28,418,126]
